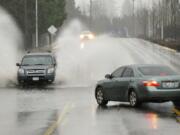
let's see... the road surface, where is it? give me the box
[0,38,180,135]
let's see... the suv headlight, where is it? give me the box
[48,68,54,74]
[18,68,25,74]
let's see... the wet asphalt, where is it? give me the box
[0,38,180,135]
[0,86,179,135]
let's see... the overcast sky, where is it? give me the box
[74,0,157,17]
[75,0,124,16]
[75,0,124,7]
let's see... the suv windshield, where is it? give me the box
[138,66,177,76]
[22,55,53,66]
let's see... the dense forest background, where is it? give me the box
[0,0,66,49]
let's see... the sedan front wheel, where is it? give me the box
[95,87,108,106]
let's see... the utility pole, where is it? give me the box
[148,0,152,38]
[89,0,93,30]
[148,10,151,38]
[174,1,179,41]
[24,0,28,49]
[132,0,136,37]
[35,0,39,48]
[160,0,164,40]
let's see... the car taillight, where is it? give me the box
[143,80,160,87]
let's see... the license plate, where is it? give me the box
[32,77,39,81]
[162,82,179,88]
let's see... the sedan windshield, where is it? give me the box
[138,66,177,76]
[22,56,53,66]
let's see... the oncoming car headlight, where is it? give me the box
[48,68,55,74]
[18,68,25,74]
[88,34,95,39]
[80,35,84,39]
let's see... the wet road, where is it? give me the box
[0,38,180,135]
[0,86,179,135]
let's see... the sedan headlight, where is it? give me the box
[18,68,25,74]
[48,68,55,74]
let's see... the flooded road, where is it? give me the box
[0,38,180,135]
[0,86,179,135]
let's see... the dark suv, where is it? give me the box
[16,53,57,85]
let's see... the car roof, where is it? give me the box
[126,64,168,68]
[24,52,53,57]
[82,31,92,34]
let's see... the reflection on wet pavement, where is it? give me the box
[0,86,179,135]
[145,113,158,130]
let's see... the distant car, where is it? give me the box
[80,31,95,41]
[108,31,125,38]
[16,52,57,85]
[95,64,180,107]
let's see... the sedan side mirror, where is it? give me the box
[105,74,112,79]
[16,63,20,67]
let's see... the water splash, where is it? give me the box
[0,7,23,87]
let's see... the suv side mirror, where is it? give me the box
[16,63,20,67]
[105,74,112,79]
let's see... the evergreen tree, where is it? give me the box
[0,0,66,48]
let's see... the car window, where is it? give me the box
[122,68,134,77]
[138,66,177,76]
[112,67,125,78]
[22,55,53,66]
